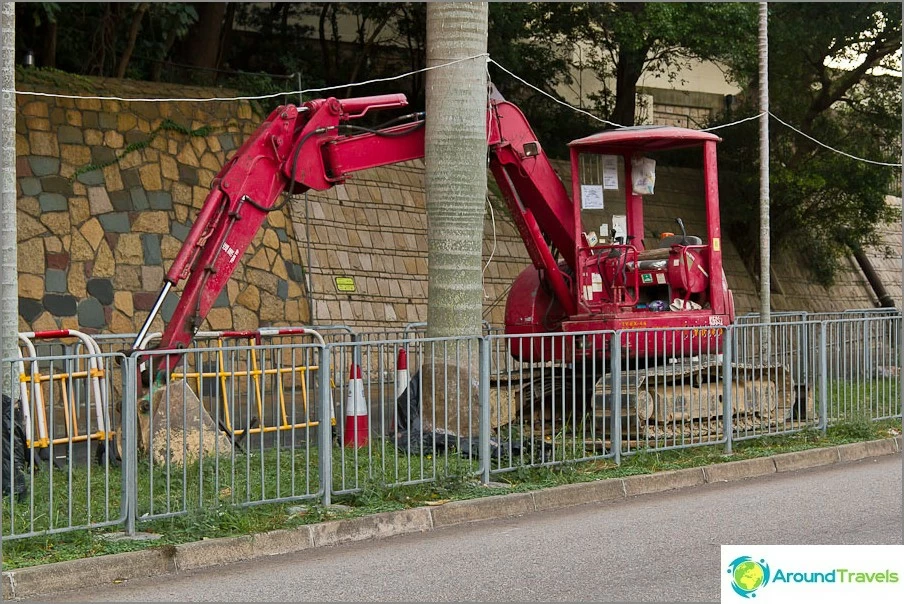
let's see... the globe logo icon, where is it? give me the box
[727,556,771,598]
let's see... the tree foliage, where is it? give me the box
[715,2,901,284]
[552,2,757,126]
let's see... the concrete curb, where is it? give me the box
[3,437,901,600]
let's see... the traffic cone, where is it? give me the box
[395,347,410,400]
[344,363,368,447]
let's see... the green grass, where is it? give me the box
[1,417,900,570]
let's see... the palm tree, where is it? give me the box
[424,2,488,339]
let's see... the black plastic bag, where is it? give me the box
[394,374,551,461]
[2,394,29,500]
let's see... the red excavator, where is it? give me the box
[132,92,794,424]
[133,93,732,361]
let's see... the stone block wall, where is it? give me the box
[14,74,899,340]
[15,75,308,337]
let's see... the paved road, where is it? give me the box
[37,455,902,602]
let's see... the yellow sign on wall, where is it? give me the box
[335,276,356,293]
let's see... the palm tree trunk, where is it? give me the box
[424,2,488,339]
[1,3,18,398]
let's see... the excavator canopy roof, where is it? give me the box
[568,126,721,153]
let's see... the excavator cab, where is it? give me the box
[503,125,735,361]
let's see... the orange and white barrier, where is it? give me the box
[344,363,368,447]
[138,327,332,435]
[17,329,111,449]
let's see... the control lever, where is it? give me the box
[675,217,688,245]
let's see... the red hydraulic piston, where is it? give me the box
[337,94,408,119]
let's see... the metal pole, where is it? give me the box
[122,356,138,535]
[478,337,491,484]
[0,1,17,403]
[819,322,828,434]
[610,333,622,465]
[318,345,333,506]
[758,2,771,323]
[722,327,734,454]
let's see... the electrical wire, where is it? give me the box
[10,53,490,103]
[769,111,902,167]
[488,58,627,129]
[483,195,497,297]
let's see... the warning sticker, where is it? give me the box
[335,276,356,293]
[641,273,653,284]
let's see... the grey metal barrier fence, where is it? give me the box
[1,349,124,541]
[617,326,732,456]
[3,314,902,542]
[329,335,483,496]
[485,329,618,473]
[821,315,902,424]
[131,337,327,523]
[727,320,818,442]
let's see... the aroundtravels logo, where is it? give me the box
[726,556,771,598]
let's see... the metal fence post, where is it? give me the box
[819,322,828,434]
[478,337,491,485]
[722,327,733,455]
[121,355,138,535]
[610,332,622,465]
[318,344,333,507]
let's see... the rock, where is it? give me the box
[115,233,144,265]
[57,125,83,144]
[114,291,134,316]
[148,191,173,210]
[78,298,106,328]
[17,238,44,276]
[141,266,164,290]
[141,234,163,265]
[129,187,149,211]
[87,278,115,306]
[41,212,71,236]
[45,269,68,293]
[19,177,42,196]
[205,307,232,331]
[68,265,87,298]
[237,285,261,311]
[109,190,132,212]
[111,309,133,333]
[98,212,131,233]
[60,144,91,167]
[18,196,41,217]
[140,380,233,466]
[70,196,90,224]
[38,192,68,212]
[18,212,46,241]
[70,230,95,262]
[103,130,124,149]
[18,298,44,323]
[19,274,44,299]
[43,293,78,317]
[417,359,481,438]
[131,211,169,233]
[27,156,60,176]
[93,241,115,278]
[76,169,105,186]
[88,186,114,214]
[139,164,162,190]
[29,131,59,156]
[113,265,142,291]
[45,252,69,270]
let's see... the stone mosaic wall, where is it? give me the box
[15,76,308,336]
[14,74,900,339]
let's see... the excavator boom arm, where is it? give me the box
[135,93,577,377]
